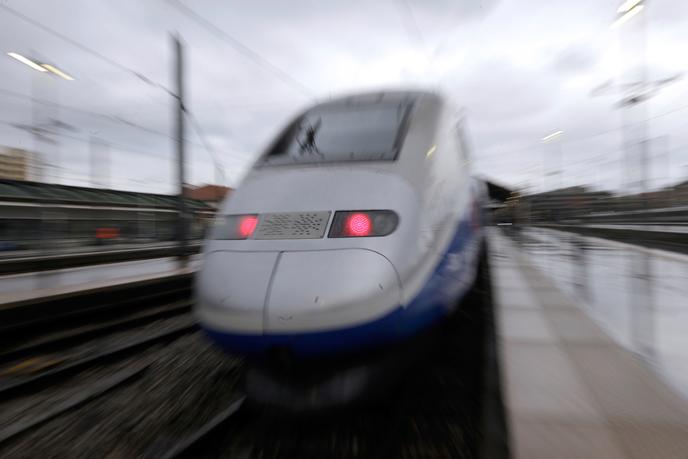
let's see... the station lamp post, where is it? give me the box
[612,0,645,29]
[6,52,75,185]
[7,52,74,80]
[541,130,564,192]
[592,0,680,197]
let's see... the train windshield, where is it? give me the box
[258,100,413,165]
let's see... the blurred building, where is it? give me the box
[501,180,688,226]
[0,147,43,181]
[522,186,613,222]
[185,184,232,208]
[0,178,214,250]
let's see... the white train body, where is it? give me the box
[196,90,484,358]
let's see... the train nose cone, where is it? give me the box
[196,250,279,333]
[265,249,402,334]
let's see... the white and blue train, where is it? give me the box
[196,90,485,373]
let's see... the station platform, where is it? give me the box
[0,256,199,307]
[0,242,202,275]
[490,230,688,458]
[0,241,188,260]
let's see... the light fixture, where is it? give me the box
[41,64,74,81]
[7,52,74,81]
[612,4,644,29]
[617,0,642,13]
[541,130,564,143]
[7,52,47,72]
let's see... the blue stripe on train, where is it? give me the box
[202,213,481,358]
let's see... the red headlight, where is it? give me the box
[328,210,398,238]
[211,214,259,240]
[238,215,258,238]
[345,213,372,236]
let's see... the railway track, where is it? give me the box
[160,251,509,458]
[0,273,198,447]
[0,320,197,399]
[0,326,246,459]
[0,316,198,445]
[0,318,200,452]
[0,250,509,458]
[0,271,193,375]
[0,299,192,365]
[0,364,149,445]
[0,271,193,340]
[163,397,247,459]
[162,308,492,458]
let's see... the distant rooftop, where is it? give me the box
[0,179,211,210]
[184,184,232,203]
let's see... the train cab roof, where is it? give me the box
[315,90,439,109]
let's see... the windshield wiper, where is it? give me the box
[296,117,324,158]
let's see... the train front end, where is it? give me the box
[195,91,478,408]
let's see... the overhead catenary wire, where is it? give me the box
[0,3,306,113]
[184,109,228,185]
[6,3,680,192]
[0,4,174,97]
[0,87,293,157]
[478,101,688,159]
[0,4,296,185]
[0,118,168,188]
[0,87,210,149]
[394,0,427,50]
[165,0,315,99]
[1,114,249,185]
[0,119,166,158]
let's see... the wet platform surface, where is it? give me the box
[581,223,688,233]
[490,228,688,458]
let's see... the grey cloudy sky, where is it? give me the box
[1,0,687,194]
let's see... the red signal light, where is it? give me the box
[238,215,258,238]
[345,213,372,237]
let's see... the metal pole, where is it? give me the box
[89,136,110,188]
[556,140,562,189]
[31,67,48,252]
[640,138,649,198]
[103,141,110,189]
[89,135,99,187]
[621,1,647,197]
[173,33,188,262]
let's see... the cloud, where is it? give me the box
[0,0,686,194]
[550,45,598,74]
